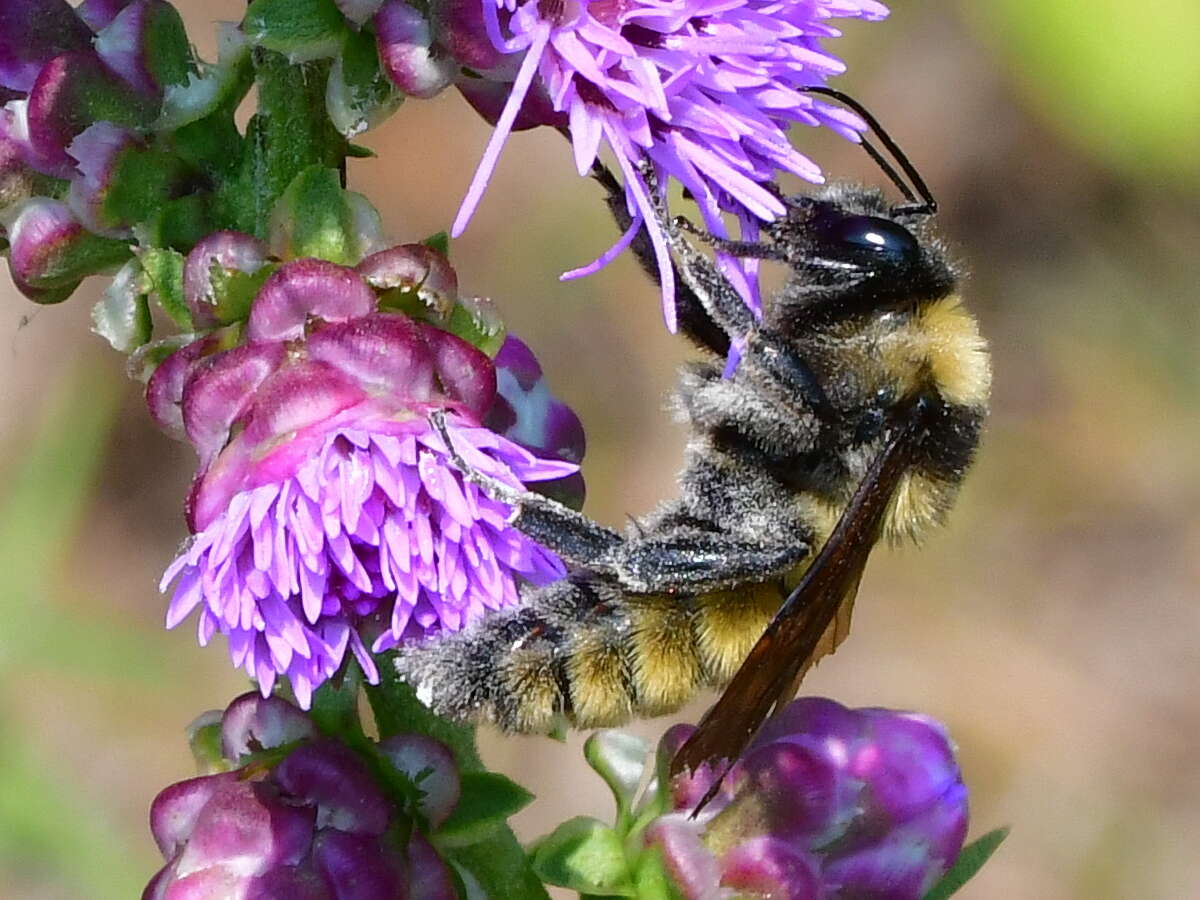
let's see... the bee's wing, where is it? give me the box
[671,405,925,788]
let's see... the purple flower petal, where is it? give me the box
[25,50,152,176]
[148,771,240,859]
[273,739,392,835]
[220,691,318,762]
[181,342,287,466]
[311,830,408,900]
[720,836,823,900]
[447,0,888,322]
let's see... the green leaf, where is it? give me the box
[435,771,535,847]
[450,828,550,900]
[269,166,358,264]
[156,24,253,132]
[923,827,1010,900]
[631,847,683,900]
[129,0,193,90]
[364,666,483,771]
[137,193,217,252]
[211,264,276,325]
[326,28,402,137]
[422,231,450,257]
[172,113,244,176]
[445,295,506,356]
[140,247,192,329]
[529,817,636,897]
[245,0,349,62]
[91,258,150,352]
[584,731,650,832]
[105,147,190,228]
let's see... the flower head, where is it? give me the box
[444,0,888,325]
[650,698,969,899]
[145,692,460,899]
[152,247,580,707]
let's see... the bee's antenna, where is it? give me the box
[801,86,938,216]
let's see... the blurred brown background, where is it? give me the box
[1,0,1198,896]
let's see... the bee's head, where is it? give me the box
[762,184,958,336]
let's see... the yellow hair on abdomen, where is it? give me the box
[694,582,782,682]
[502,649,562,733]
[629,596,703,715]
[567,631,633,727]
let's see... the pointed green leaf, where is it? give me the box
[91,258,150,352]
[157,24,253,131]
[422,231,450,257]
[529,817,636,897]
[434,771,535,847]
[269,166,358,264]
[364,669,483,771]
[445,295,506,356]
[584,731,650,831]
[105,148,190,228]
[923,827,1010,900]
[326,28,402,137]
[245,0,348,62]
[140,247,192,329]
[450,828,550,900]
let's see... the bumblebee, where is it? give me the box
[395,90,990,773]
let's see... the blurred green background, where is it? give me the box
[1,0,1198,896]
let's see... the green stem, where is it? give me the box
[222,50,347,237]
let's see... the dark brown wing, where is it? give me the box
[671,399,929,790]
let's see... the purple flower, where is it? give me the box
[486,333,586,507]
[649,698,968,899]
[145,692,458,900]
[152,252,580,707]
[445,0,888,325]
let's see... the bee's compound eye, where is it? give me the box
[815,213,919,262]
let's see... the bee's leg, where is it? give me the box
[430,411,625,569]
[607,530,812,594]
[587,160,751,352]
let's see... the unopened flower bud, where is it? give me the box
[94,0,191,98]
[3,196,130,302]
[145,693,463,899]
[648,698,969,900]
[375,1,455,99]
[0,0,93,94]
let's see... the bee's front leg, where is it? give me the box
[430,411,625,570]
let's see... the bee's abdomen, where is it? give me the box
[394,574,789,732]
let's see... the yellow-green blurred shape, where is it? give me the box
[0,364,138,900]
[963,0,1200,183]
